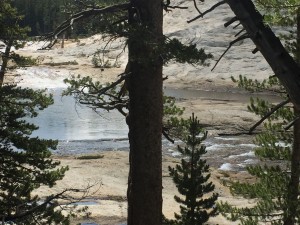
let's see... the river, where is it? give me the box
[25,86,282,171]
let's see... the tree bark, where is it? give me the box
[225,0,300,110]
[0,40,12,86]
[127,0,163,225]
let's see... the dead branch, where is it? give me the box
[233,22,242,29]
[284,117,300,131]
[164,5,188,11]
[249,98,291,134]
[41,3,129,49]
[218,132,255,136]
[234,28,246,37]
[162,127,175,143]
[193,0,202,15]
[83,101,128,111]
[187,1,226,23]
[1,182,99,222]
[224,16,239,27]
[252,47,259,54]
[163,0,188,12]
[98,72,130,96]
[211,33,249,71]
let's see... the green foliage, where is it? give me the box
[0,1,87,223]
[163,38,213,66]
[221,3,300,222]
[254,0,300,59]
[0,0,29,46]
[221,20,299,225]
[92,49,121,68]
[218,116,295,225]
[231,75,284,94]
[221,74,298,225]
[218,163,292,225]
[165,114,218,225]
[10,53,38,67]
[63,75,187,140]
[163,95,188,139]
[0,85,73,224]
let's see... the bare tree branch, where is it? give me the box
[233,22,242,29]
[193,0,202,15]
[1,182,99,222]
[98,72,130,96]
[162,127,175,143]
[163,0,188,12]
[187,1,226,23]
[249,98,291,134]
[252,47,259,54]
[211,33,249,71]
[224,16,239,27]
[41,3,130,49]
[235,28,246,37]
[285,116,300,131]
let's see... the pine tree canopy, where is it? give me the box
[166,114,218,225]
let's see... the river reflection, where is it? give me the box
[28,89,128,140]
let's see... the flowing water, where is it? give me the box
[25,87,282,171]
[19,65,283,171]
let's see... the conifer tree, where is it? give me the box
[218,2,300,224]
[0,1,86,223]
[166,114,218,225]
[48,2,213,224]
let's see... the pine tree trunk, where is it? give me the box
[127,1,163,225]
[0,40,12,86]
[284,8,300,225]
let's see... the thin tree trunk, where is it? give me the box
[226,0,300,110]
[0,40,13,86]
[127,0,163,225]
[284,8,300,225]
[61,33,65,49]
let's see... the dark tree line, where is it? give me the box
[12,0,126,36]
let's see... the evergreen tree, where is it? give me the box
[0,1,85,223]
[218,1,300,224]
[49,1,213,224]
[166,114,218,225]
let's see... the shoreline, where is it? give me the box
[43,151,252,225]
